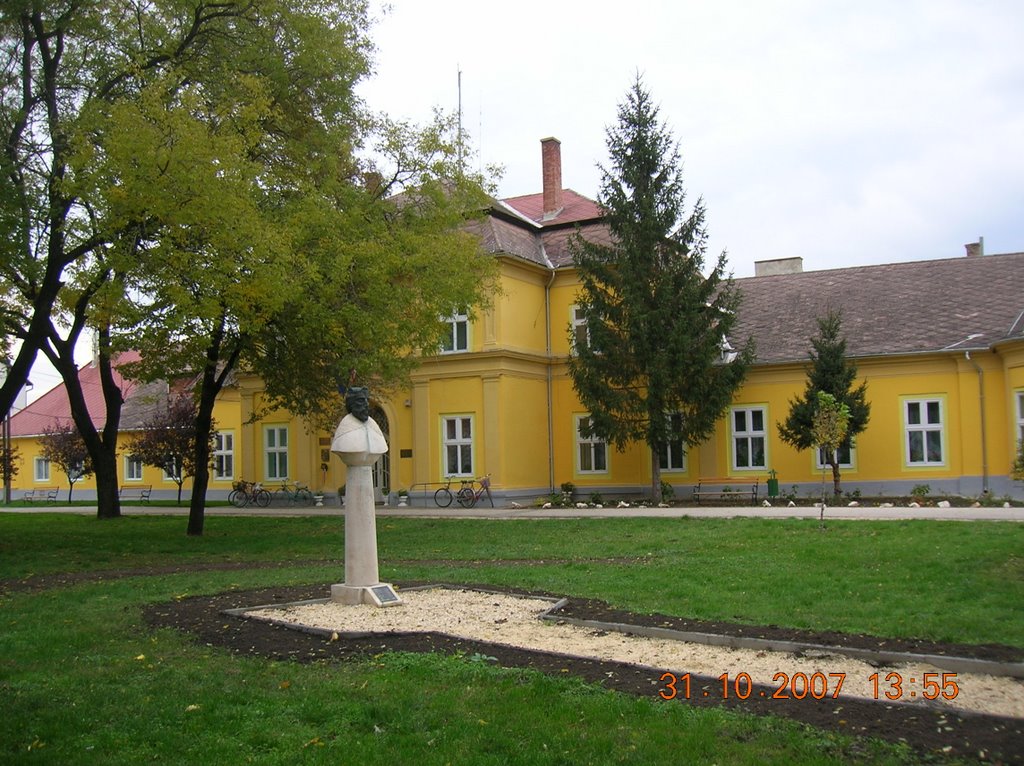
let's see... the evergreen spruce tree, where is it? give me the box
[778,310,871,496]
[568,77,753,500]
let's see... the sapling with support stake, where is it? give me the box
[812,391,850,529]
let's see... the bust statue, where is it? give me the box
[331,386,387,461]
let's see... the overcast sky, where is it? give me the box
[19,0,1023,399]
[357,0,1023,277]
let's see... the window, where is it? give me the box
[732,407,766,469]
[1017,391,1024,445]
[658,412,687,472]
[34,457,50,482]
[815,442,854,469]
[213,431,234,480]
[125,455,144,481]
[162,458,181,482]
[442,416,473,476]
[571,305,589,352]
[576,415,608,473]
[265,425,289,480]
[440,311,469,353]
[905,399,944,465]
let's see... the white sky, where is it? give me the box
[19,0,1024,400]
[357,0,1023,277]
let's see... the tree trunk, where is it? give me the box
[93,448,122,519]
[650,445,662,503]
[187,391,216,535]
[186,315,241,536]
[46,325,124,520]
[830,458,842,497]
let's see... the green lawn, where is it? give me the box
[1,513,1020,764]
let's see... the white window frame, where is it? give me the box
[124,455,144,481]
[442,416,474,477]
[576,415,608,474]
[659,412,687,472]
[570,304,589,353]
[213,431,234,481]
[815,443,855,470]
[161,457,181,483]
[904,398,945,466]
[731,406,767,470]
[34,457,51,482]
[265,425,289,481]
[1016,390,1024,446]
[440,311,469,353]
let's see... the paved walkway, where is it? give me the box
[5,503,1023,521]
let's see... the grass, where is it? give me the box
[1,512,1020,764]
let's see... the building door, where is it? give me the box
[370,404,390,495]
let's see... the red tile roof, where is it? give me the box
[501,189,603,227]
[9,352,141,437]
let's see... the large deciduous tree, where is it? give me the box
[2,2,496,532]
[778,310,871,496]
[568,77,753,500]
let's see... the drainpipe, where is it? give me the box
[965,351,989,494]
[545,268,557,494]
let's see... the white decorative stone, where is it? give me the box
[909,502,920,508]
[847,501,859,507]
[510,501,522,509]
[938,500,951,508]
[787,501,796,507]
[762,500,771,507]
[542,502,552,509]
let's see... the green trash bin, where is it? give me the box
[767,471,779,498]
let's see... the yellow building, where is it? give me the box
[8,138,1024,503]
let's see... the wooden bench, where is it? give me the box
[23,487,58,503]
[119,485,152,503]
[692,478,759,505]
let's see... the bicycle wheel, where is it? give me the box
[228,489,248,508]
[434,487,453,507]
[296,489,313,506]
[457,486,476,508]
[255,488,271,507]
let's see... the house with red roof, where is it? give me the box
[7,137,1024,503]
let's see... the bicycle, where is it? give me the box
[228,480,271,508]
[434,476,456,508]
[457,474,492,508]
[272,481,314,506]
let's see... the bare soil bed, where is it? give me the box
[142,579,1024,765]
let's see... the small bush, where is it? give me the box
[910,484,931,501]
[660,481,675,504]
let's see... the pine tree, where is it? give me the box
[568,76,753,500]
[778,310,871,495]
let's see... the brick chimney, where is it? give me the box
[541,137,563,220]
[964,237,984,257]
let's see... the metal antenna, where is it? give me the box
[457,65,464,170]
